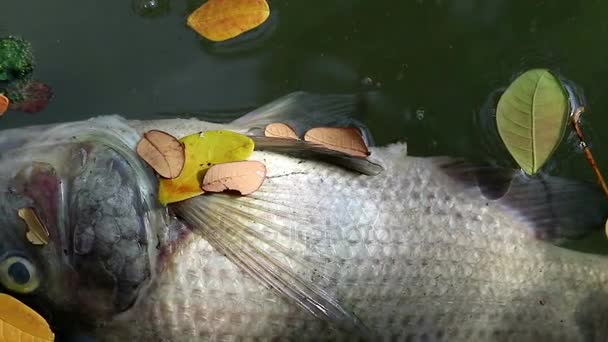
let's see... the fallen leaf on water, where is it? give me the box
[158,130,255,205]
[264,122,299,139]
[5,80,53,114]
[304,127,370,157]
[496,69,568,175]
[0,293,55,341]
[136,130,185,179]
[187,0,270,42]
[18,207,49,246]
[202,160,266,195]
[0,93,8,116]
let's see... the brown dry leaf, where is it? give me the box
[202,160,266,195]
[18,208,50,246]
[0,93,9,117]
[0,293,55,341]
[264,122,299,139]
[136,130,185,179]
[304,127,370,157]
[187,0,270,42]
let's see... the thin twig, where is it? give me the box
[570,106,608,199]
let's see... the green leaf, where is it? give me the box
[496,69,569,174]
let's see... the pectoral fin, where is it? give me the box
[173,192,371,338]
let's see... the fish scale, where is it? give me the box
[1,92,608,341]
[96,143,608,341]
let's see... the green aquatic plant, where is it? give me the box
[0,36,35,82]
[0,36,53,114]
[4,79,52,114]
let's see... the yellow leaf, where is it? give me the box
[0,294,54,342]
[187,0,270,42]
[158,130,255,205]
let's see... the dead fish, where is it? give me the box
[0,92,608,342]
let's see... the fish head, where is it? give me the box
[0,116,161,328]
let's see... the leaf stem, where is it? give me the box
[570,106,608,199]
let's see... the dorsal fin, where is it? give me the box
[230,91,384,175]
[231,91,375,146]
[251,136,384,176]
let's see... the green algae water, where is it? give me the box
[2,0,608,181]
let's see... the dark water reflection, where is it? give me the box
[1,0,608,180]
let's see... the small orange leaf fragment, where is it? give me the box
[136,130,185,179]
[304,127,370,157]
[202,161,266,195]
[264,123,299,139]
[0,293,55,341]
[18,208,50,246]
[187,0,270,42]
[0,94,9,117]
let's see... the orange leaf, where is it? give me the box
[0,94,9,117]
[304,127,370,157]
[264,122,299,140]
[187,0,270,42]
[18,208,50,246]
[0,294,54,341]
[136,130,185,179]
[202,161,266,195]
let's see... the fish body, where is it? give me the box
[0,93,607,341]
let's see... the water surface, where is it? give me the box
[2,0,608,180]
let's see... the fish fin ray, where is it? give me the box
[231,91,375,146]
[252,136,384,175]
[173,194,371,337]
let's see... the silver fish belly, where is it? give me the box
[100,142,608,342]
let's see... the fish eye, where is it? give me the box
[0,256,40,294]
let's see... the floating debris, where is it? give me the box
[18,207,50,246]
[304,127,370,157]
[264,122,299,140]
[0,293,54,341]
[137,130,185,179]
[187,0,270,42]
[202,160,266,195]
[5,79,53,114]
[0,93,8,116]
[0,36,34,82]
[158,130,255,205]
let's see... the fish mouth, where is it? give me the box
[0,119,160,325]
